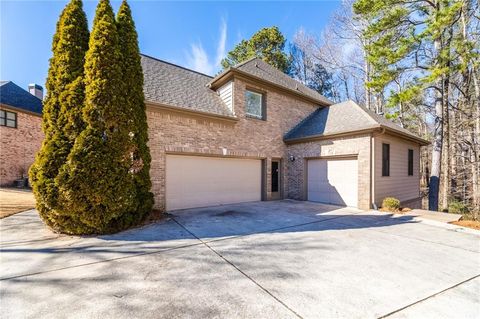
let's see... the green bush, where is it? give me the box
[448,200,469,215]
[382,197,401,211]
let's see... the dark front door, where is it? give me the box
[271,160,281,200]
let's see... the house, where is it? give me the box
[0,81,44,186]
[141,54,429,211]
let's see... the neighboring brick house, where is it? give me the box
[141,55,429,211]
[0,81,44,186]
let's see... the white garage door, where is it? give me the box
[307,158,358,207]
[166,155,262,211]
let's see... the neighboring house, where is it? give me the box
[0,81,44,186]
[141,54,429,211]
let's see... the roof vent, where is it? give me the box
[295,84,299,90]
[255,61,258,67]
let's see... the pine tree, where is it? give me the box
[29,0,89,228]
[56,0,138,234]
[116,0,154,217]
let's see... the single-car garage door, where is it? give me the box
[307,157,358,207]
[166,155,262,210]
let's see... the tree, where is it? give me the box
[29,0,89,229]
[55,0,139,234]
[221,26,290,72]
[116,0,154,218]
[289,44,334,98]
[353,0,474,211]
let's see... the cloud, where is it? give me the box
[186,18,227,75]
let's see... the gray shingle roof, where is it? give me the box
[0,81,43,114]
[211,58,333,106]
[284,100,428,144]
[141,54,233,117]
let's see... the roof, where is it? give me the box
[284,100,429,145]
[141,54,234,117]
[209,57,333,106]
[0,81,43,114]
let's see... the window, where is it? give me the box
[408,149,414,176]
[0,110,17,128]
[382,143,390,176]
[245,90,265,119]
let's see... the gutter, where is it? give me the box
[145,101,239,122]
[0,103,42,117]
[370,127,386,208]
[208,68,332,107]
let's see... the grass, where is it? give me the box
[450,220,480,230]
[0,188,36,218]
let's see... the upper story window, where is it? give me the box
[408,149,414,176]
[245,89,265,120]
[0,110,17,128]
[382,143,390,176]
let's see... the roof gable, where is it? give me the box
[0,81,43,114]
[210,58,333,106]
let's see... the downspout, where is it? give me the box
[371,127,386,209]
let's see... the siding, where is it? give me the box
[217,81,234,114]
[374,133,421,206]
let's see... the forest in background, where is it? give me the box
[223,0,479,217]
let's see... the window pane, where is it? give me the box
[245,90,263,118]
[0,110,5,119]
[408,149,413,176]
[6,111,16,120]
[0,117,5,126]
[382,143,390,176]
[6,119,16,127]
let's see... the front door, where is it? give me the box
[271,160,281,200]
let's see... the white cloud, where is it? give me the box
[186,18,227,75]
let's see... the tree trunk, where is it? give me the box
[428,32,444,211]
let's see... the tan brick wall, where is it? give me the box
[146,77,318,211]
[0,107,44,185]
[285,134,372,210]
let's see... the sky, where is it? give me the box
[1,0,341,92]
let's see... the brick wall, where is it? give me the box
[0,107,44,185]
[146,77,318,211]
[285,134,372,210]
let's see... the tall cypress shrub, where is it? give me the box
[117,0,154,217]
[56,0,139,234]
[29,0,89,229]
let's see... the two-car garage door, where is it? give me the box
[307,158,358,207]
[166,155,262,211]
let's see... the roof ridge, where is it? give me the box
[346,100,379,126]
[140,53,214,79]
[231,56,259,69]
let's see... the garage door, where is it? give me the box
[166,155,262,210]
[307,158,358,207]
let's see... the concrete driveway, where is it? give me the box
[1,201,479,319]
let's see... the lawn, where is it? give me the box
[0,188,36,218]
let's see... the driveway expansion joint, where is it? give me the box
[378,274,480,318]
[171,216,304,319]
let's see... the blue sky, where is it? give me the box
[1,0,341,91]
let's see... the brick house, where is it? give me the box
[141,55,429,211]
[0,81,43,186]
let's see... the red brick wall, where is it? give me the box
[146,77,319,211]
[0,107,43,185]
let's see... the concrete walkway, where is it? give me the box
[1,201,479,318]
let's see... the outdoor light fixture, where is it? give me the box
[289,155,296,162]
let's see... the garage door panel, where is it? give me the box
[166,155,262,210]
[307,158,358,207]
